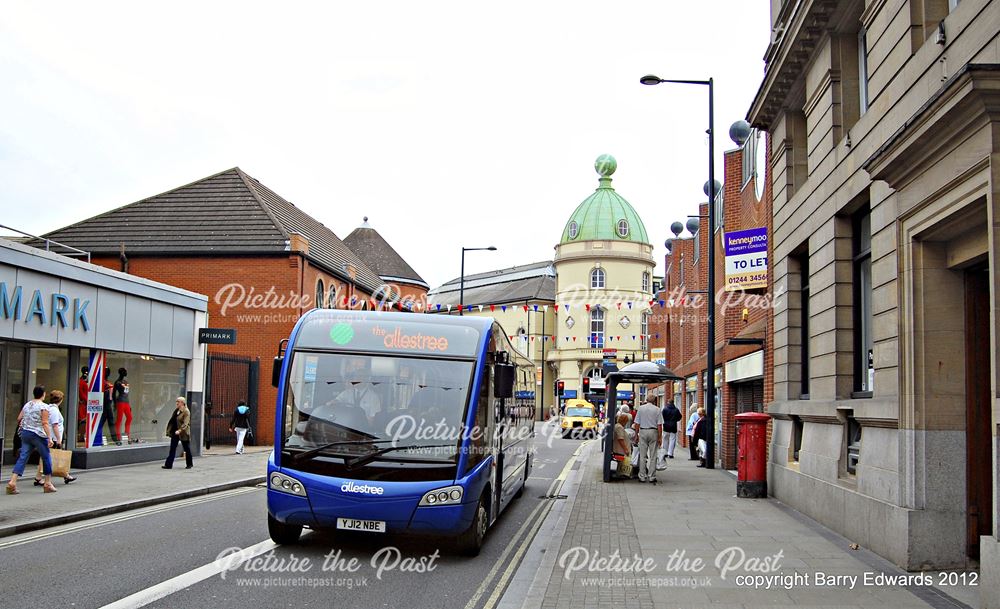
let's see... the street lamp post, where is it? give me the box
[641,73,718,469]
[459,246,497,316]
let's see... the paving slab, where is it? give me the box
[0,445,269,537]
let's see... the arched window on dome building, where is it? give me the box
[590,306,605,348]
[590,268,606,289]
[617,219,630,238]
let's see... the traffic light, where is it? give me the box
[582,377,590,394]
[556,380,565,396]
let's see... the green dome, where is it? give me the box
[560,155,650,245]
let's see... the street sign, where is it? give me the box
[198,328,237,344]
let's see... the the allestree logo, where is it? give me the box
[340,481,385,495]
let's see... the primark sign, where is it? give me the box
[0,281,92,331]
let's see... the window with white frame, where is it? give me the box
[617,219,630,238]
[590,307,605,348]
[642,271,650,293]
[641,312,649,351]
[591,268,606,289]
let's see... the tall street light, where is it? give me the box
[641,73,719,469]
[459,246,497,316]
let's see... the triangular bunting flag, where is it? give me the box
[490,305,495,312]
[564,304,570,312]
[477,305,483,312]
[617,302,622,310]
[585,304,591,312]
[502,305,507,312]
[627,301,633,309]
[523,305,529,312]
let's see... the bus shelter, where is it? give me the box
[602,361,683,482]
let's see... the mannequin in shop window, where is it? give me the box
[101,367,120,445]
[77,367,89,443]
[113,368,133,443]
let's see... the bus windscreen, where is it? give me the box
[283,351,475,466]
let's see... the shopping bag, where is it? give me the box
[697,439,707,459]
[49,448,72,478]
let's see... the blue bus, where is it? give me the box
[267,310,535,554]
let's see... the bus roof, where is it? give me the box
[292,309,496,358]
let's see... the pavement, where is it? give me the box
[0,444,269,538]
[503,440,981,609]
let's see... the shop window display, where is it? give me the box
[83,350,186,447]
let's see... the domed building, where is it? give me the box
[550,154,656,404]
[428,155,656,415]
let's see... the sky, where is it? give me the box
[0,1,771,289]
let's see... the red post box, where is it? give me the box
[735,412,770,498]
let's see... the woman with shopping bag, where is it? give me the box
[33,390,76,485]
[5,386,57,495]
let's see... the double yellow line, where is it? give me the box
[464,440,590,609]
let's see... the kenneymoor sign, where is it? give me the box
[724,227,768,291]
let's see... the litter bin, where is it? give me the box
[735,412,770,498]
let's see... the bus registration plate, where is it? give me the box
[337,517,386,533]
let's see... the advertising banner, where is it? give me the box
[724,227,768,291]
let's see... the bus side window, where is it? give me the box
[466,366,491,471]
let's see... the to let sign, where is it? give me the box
[199,328,237,344]
[724,227,768,291]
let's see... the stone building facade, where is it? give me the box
[750,0,1000,598]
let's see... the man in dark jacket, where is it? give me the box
[659,399,682,466]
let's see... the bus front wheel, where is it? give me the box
[457,495,489,556]
[268,513,302,545]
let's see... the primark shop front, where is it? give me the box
[1,239,208,468]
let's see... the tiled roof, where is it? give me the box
[35,168,384,292]
[343,219,427,287]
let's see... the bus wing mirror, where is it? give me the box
[494,364,515,399]
[272,356,283,388]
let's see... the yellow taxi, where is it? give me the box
[560,399,599,438]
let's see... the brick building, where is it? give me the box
[35,167,424,442]
[655,126,774,470]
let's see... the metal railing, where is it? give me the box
[0,224,91,263]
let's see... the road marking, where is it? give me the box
[98,539,277,609]
[465,440,589,609]
[480,441,589,609]
[462,477,559,609]
[0,487,260,550]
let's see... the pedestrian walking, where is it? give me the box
[633,394,663,483]
[162,397,193,469]
[659,398,682,467]
[33,390,77,485]
[5,385,57,494]
[230,400,251,454]
[686,404,700,461]
[693,407,708,467]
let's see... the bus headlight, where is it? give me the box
[419,485,463,506]
[270,472,307,497]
